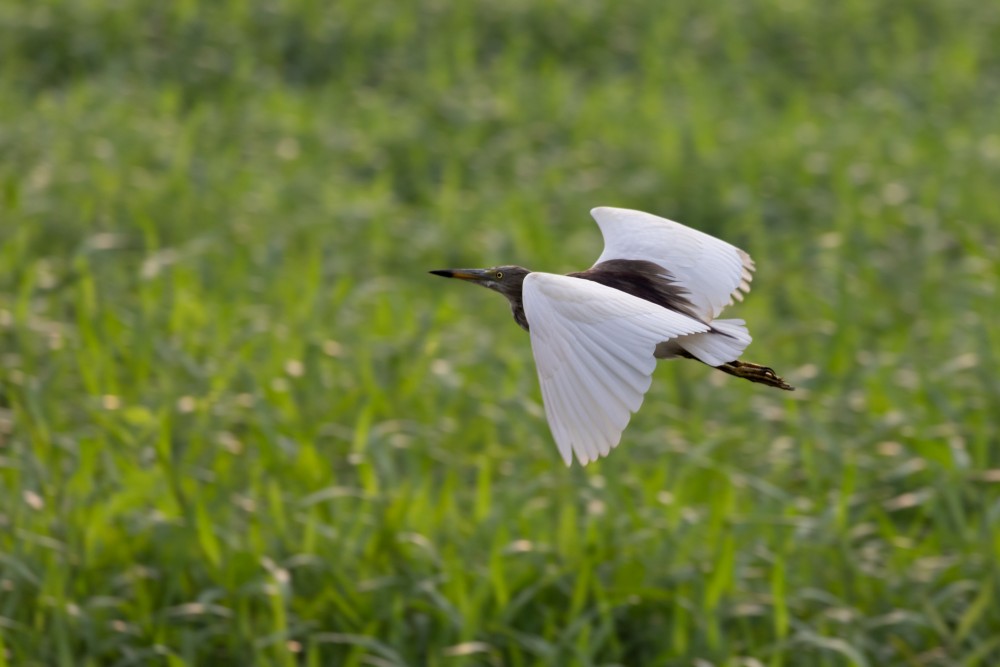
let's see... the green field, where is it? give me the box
[2,0,1000,664]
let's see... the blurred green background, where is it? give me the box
[2,0,999,665]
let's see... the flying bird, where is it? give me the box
[431,207,792,466]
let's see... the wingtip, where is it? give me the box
[590,205,623,219]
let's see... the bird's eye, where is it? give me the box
[495,271,504,280]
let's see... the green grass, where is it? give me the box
[2,0,1000,664]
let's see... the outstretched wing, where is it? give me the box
[522,272,709,466]
[589,207,755,321]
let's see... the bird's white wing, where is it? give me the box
[522,272,709,466]
[590,207,755,321]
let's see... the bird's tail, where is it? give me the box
[677,318,752,367]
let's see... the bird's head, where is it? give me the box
[429,265,531,301]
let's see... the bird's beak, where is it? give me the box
[429,268,490,282]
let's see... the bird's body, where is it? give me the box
[431,207,792,465]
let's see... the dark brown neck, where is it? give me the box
[510,299,529,331]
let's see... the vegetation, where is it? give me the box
[2,0,999,664]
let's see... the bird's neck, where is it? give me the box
[510,300,529,332]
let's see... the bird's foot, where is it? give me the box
[718,360,795,391]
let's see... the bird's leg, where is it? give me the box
[714,360,795,391]
[677,351,795,390]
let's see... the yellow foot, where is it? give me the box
[719,360,795,391]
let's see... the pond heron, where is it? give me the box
[431,207,793,466]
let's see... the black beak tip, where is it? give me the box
[429,269,453,278]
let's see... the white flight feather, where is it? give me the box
[674,318,752,366]
[590,207,756,322]
[523,272,709,466]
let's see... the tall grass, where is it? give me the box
[2,0,999,664]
